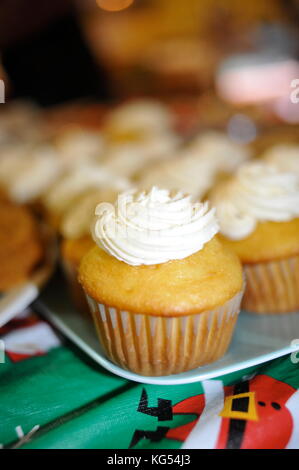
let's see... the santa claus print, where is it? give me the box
[132,374,299,449]
[166,375,299,449]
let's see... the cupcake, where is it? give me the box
[186,131,251,173]
[79,187,243,376]
[42,164,130,230]
[210,162,299,314]
[54,126,105,168]
[102,99,180,179]
[60,188,120,315]
[103,132,181,179]
[0,144,63,205]
[0,100,42,144]
[104,99,175,142]
[0,200,43,291]
[137,151,215,200]
[263,144,299,175]
[137,131,250,200]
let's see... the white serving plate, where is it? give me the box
[35,277,299,385]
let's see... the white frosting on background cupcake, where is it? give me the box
[138,153,215,200]
[55,128,105,167]
[187,131,251,172]
[61,188,119,239]
[137,131,250,200]
[210,162,299,240]
[0,144,64,203]
[105,99,174,136]
[44,164,130,216]
[263,144,299,174]
[92,186,219,266]
[0,143,35,182]
[0,101,41,142]
[5,146,63,203]
[103,132,181,178]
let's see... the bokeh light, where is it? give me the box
[96,0,134,12]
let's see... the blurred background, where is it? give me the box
[0,0,298,123]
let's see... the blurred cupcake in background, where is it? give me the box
[262,144,299,174]
[42,164,130,230]
[0,100,42,145]
[210,161,299,314]
[102,99,181,179]
[137,151,215,201]
[188,131,251,174]
[102,132,181,179]
[252,126,299,157]
[79,187,244,376]
[60,188,121,315]
[104,99,175,142]
[138,131,251,200]
[0,144,63,207]
[53,126,105,168]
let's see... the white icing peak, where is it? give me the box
[92,186,219,266]
[211,162,299,240]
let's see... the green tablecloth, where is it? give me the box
[1,309,299,449]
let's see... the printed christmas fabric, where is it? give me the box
[0,309,299,449]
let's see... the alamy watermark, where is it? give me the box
[290,79,299,104]
[290,339,299,364]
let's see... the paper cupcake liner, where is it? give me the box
[85,290,243,376]
[243,255,299,314]
[61,258,90,316]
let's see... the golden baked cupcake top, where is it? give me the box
[79,187,243,316]
[209,161,299,263]
[61,236,95,268]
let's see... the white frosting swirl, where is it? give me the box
[92,186,219,266]
[210,162,299,240]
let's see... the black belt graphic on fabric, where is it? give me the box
[226,381,250,449]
